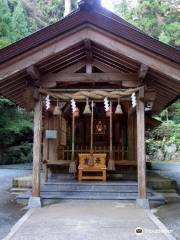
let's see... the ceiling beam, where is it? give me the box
[0,77,25,88]
[93,60,121,73]
[60,60,85,73]
[0,27,179,82]
[2,85,26,97]
[93,44,138,68]
[94,53,130,72]
[40,48,85,71]
[46,54,85,73]
[3,89,25,99]
[42,72,138,88]
[0,81,25,92]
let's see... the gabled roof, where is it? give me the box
[0,1,179,65]
[0,0,179,112]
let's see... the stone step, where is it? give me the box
[16,191,164,203]
[15,180,165,205]
[18,191,152,200]
[41,184,142,192]
[44,181,138,185]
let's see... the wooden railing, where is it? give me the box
[58,145,128,161]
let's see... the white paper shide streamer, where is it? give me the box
[131,92,136,108]
[45,95,50,110]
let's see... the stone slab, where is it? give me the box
[6,201,174,240]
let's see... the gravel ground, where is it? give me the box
[0,164,31,239]
[153,163,180,240]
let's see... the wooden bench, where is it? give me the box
[78,153,107,181]
[115,160,137,166]
[44,160,70,182]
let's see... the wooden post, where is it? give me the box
[90,100,94,154]
[28,97,42,208]
[136,87,149,208]
[72,113,75,161]
[108,101,115,170]
[110,101,113,160]
[32,99,42,197]
[128,110,134,161]
[69,112,76,173]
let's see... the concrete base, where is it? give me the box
[28,197,42,209]
[136,198,150,209]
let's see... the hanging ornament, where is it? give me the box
[104,97,110,112]
[115,97,123,114]
[71,99,76,112]
[45,95,50,110]
[145,102,153,111]
[131,92,136,108]
[71,99,79,117]
[53,98,62,115]
[83,98,91,114]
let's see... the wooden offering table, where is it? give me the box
[78,153,107,181]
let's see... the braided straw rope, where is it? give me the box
[39,88,140,100]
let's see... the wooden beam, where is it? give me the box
[84,39,93,74]
[122,80,138,88]
[32,99,42,197]
[0,79,25,91]
[138,64,149,82]
[93,45,138,71]
[60,61,85,73]
[136,87,147,200]
[2,85,26,96]
[42,72,137,88]
[0,27,179,82]
[86,62,92,74]
[84,39,93,61]
[26,65,40,80]
[154,82,176,95]
[144,89,156,102]
[23,87,36,112]
[93,60,121,73]
[2,90,25,99]
[48,55,85,73]
[94,54,130,72]
[40,47,85,71]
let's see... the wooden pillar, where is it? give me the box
[48,115,58,162]
[90,100,94,153]
[28,97,42,208]
[136,87,149,208]
[128,111,134,161]
[109,101,113,160]
[71,113,75,161]
[32,99,42,197]
[108,101,115,170]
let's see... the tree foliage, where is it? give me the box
[114,0,180,48]
[0,0,77,48]
[0,97,33,164]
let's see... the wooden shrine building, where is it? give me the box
[0,0,179,208]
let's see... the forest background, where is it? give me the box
[0,0,179,164]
